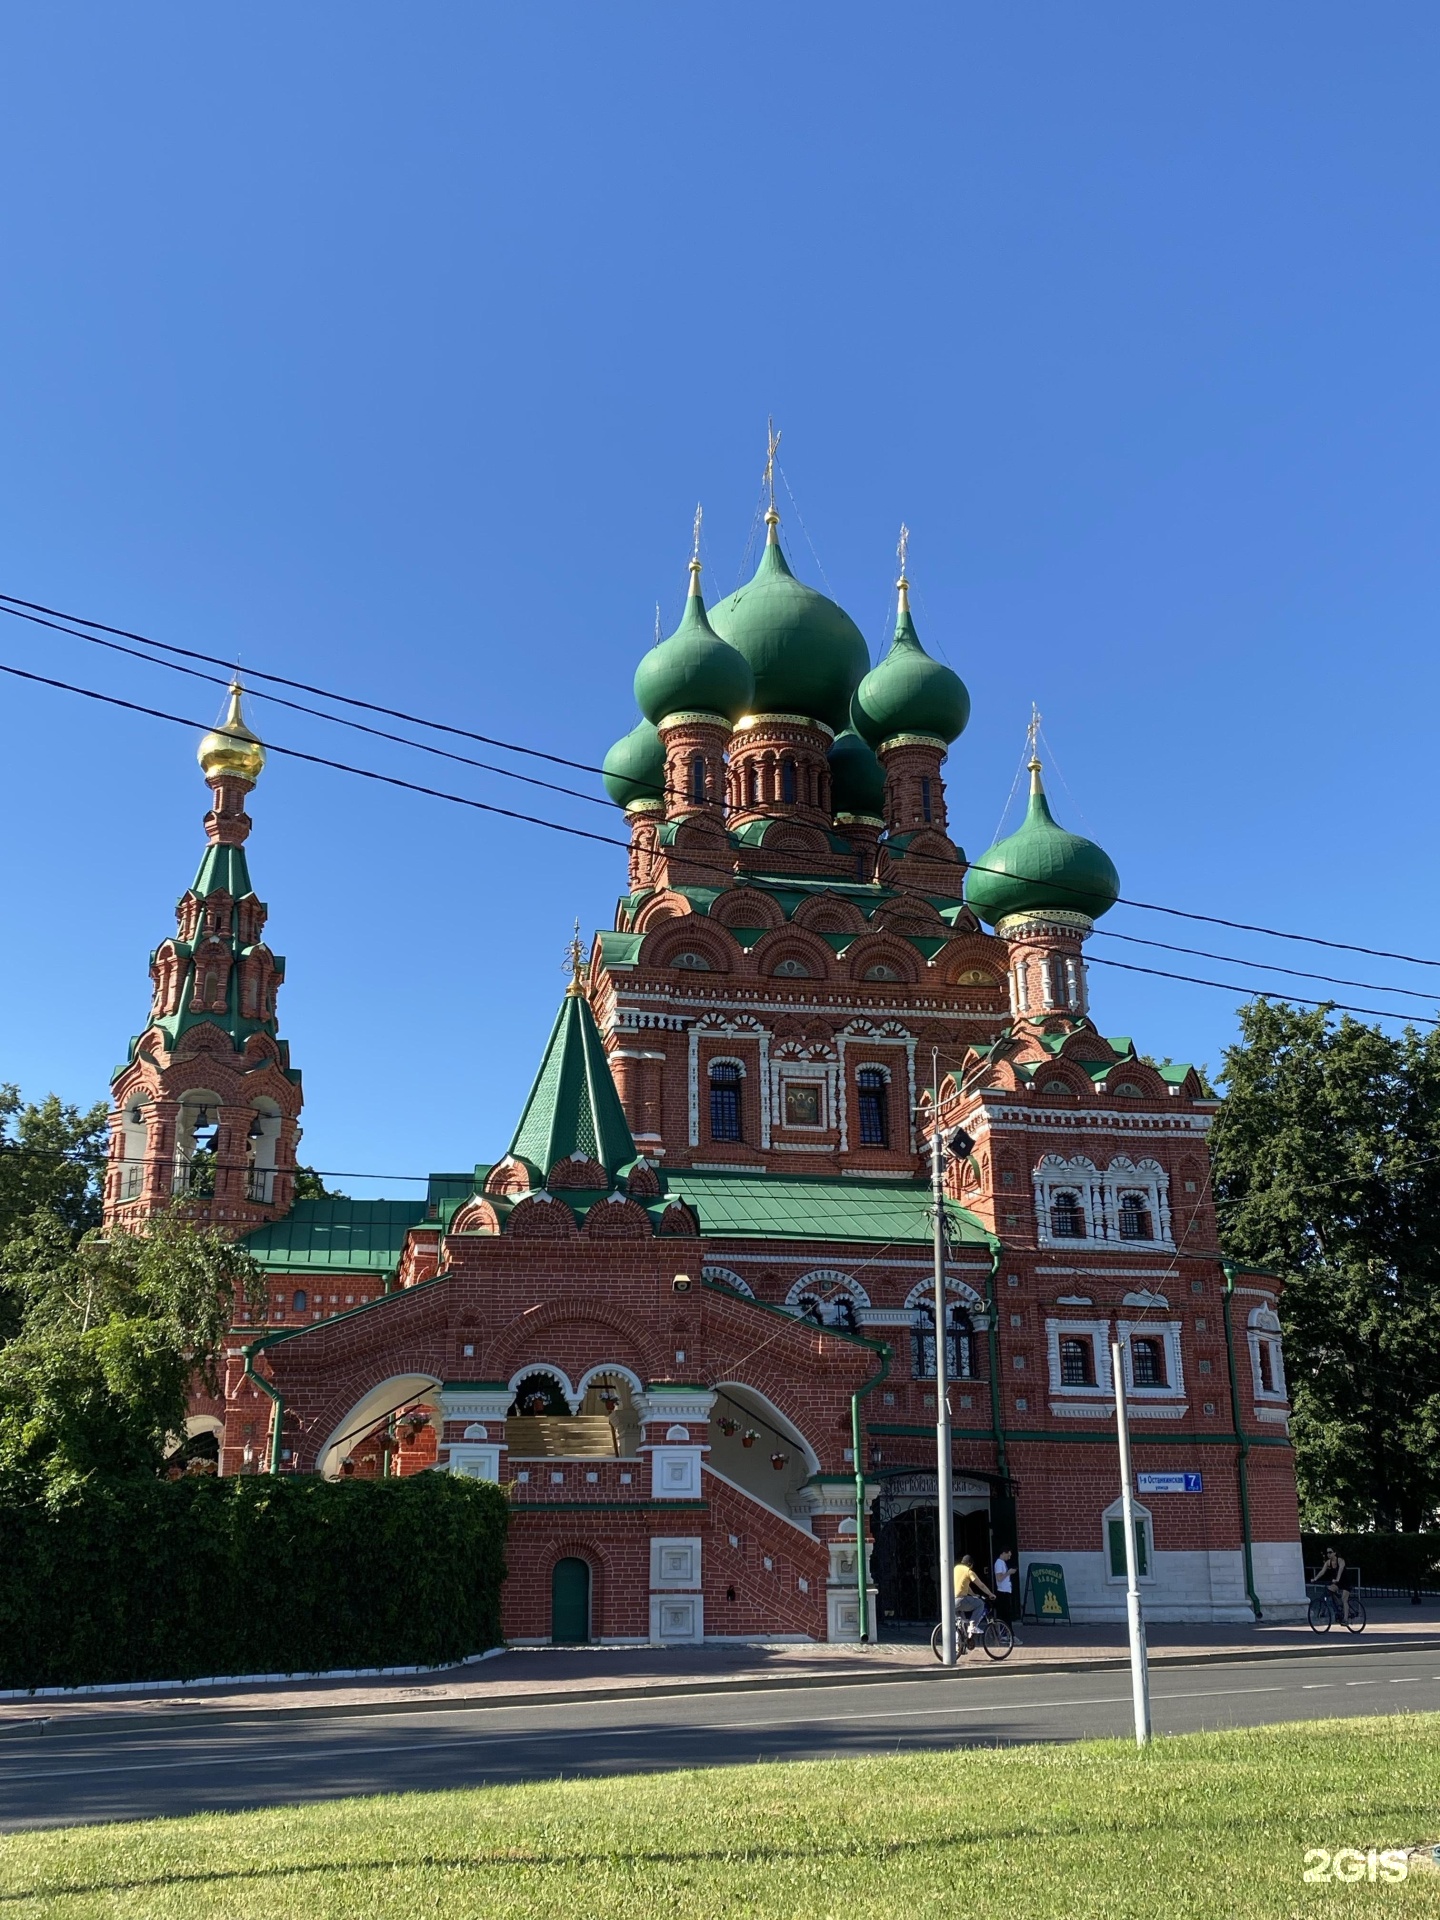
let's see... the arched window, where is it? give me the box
[746,762,759,807]
[292,1289,308,1314]
[1130,1336,1165,1387]
[857,1068,888,1147]
[914,1304,975,1380]
[921,776,932,823]
[689,754,706,803]
[781,758,797,804]
[709,1062,742,1142]
[1118,1191,1153,1240]
[1060,1337,1094,1387]
[1050,1191,1085,1239]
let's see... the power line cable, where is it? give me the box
[5,654,1440,1025]
[7,588,1440,970]
[1091,927,1440,1002]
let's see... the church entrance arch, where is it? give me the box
[314,1372,442,1480]
[871,1471,993,1629]
[551,1557,592,1643]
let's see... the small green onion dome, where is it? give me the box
[851,582,970,749]
[707,513,870,733]
[828,726,886,819]
[633,559,755,725]
[966,760,1120,926]
[602,717,666,811]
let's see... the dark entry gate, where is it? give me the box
[872,1471,994,1628]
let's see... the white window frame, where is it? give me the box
[1046,1317,1114,1399]
[1034,1154,1103,1246]
[1248,1305,1287,1402]
[1115,1320,1185,1399]
[1102,1495,1155,1585]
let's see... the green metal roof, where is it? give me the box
[191,843,255,900]
[242,1198,427,1274]
[508,989,637,1178]
[666,1170,993,1247]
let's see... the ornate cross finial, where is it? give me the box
[896,522,910,584]
[1027,702,1043,778]
[565,919,586,996]
[654,602,662,645]
[763,417,782,528]
[689,502,704,593]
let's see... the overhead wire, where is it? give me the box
[5,655,1440,1026]
[8,583,1440,975]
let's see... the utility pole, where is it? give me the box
[931,1113,956,1667]
[1111,1336,1152,1745]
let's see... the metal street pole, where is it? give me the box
[932,1117,957,1667]
[1112,1336,1152,1745]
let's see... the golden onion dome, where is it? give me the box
[197,682,266,784]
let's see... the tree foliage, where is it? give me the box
[0,1210,262,1488]
[0,1084,108,1248]
[1210,1000,1440,1531]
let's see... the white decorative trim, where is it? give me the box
[1102,1496,1154,1584]
[1116,1319,1185,1399]
[650,1536,702,1588]
[1045,1317,1115,1396]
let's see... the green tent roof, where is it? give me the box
[243,1198,427,1274]
[667,1170,993,1247]
[508,989,637,1179]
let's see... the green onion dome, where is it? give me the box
[633,559,755,725]
[966,760,1120,927]
[706,513,870,733]
[828,725,886,819]
[602,717,666,811]
[851,582,970,749]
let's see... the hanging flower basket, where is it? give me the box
[340,1457,356,1477]
[770,1451,788,1470]
[599,1389,620,1412]
[717,1417,738,1437]
[523,1393,551,1415]
[741,1430,760,1448]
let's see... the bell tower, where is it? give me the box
[104,683,303,1231]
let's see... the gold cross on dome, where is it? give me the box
[896,522,910,584]
[565,919,586,995]
[692,501,703,562]
[1027,702,1043,771]
[763,417,782,512]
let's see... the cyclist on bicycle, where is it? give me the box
[953,1554,996,1653]
[1315,1545,1350,1622]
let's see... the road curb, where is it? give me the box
[4,1634,1437,1738]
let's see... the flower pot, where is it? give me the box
[741,1433,758,1448]
[770,1452,787,1470]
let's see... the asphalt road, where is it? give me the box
[2,1643,1437,1831]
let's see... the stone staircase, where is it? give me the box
[504,1415,619,1459]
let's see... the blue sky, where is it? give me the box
[2,5,1438,1193]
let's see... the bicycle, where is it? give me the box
[1307,1585,1367,1634]
[931,1599,1014,1661]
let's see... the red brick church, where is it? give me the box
[103,498,1306,1641]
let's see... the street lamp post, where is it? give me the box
[1112,1335,1152,1746]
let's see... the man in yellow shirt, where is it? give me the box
[952,1554,996,1653]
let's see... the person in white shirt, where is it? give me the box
[993,1548,1022,1643]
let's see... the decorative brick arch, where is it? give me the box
[481,1298,663,1388]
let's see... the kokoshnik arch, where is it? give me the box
[103,490,1306,1641]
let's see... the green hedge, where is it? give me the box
[0,1471,508,1691]
[1300,1531,1440,1590]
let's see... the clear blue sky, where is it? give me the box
[2,5,1438,1193]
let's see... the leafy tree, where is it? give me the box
[0,1085,108,1248]
[0,1210,262,1488]
[1210,1000,1440,1532]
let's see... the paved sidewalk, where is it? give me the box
[5,1605,1439,1731]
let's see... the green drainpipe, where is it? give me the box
[1221,1263,1263,1620]
[851,1343,891,1643]
[242,1343,284,1475]
[984,1243,1010,1490]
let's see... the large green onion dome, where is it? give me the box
[602,717,666,811]
[851,582,970,749]
[966,760,1120,927]
[633,559,755,725]
[707,513,870,733]
[828,725,886,819]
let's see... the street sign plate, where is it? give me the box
[1136,1471,1202,1494]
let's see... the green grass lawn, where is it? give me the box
[6,1718,1440,1918]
